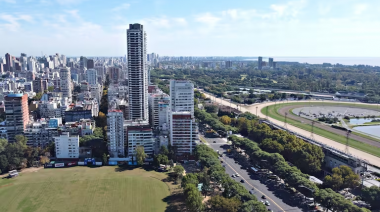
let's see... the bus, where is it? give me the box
[250,167,259,174]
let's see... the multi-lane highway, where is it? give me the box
[203,136,304,212]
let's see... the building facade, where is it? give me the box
[170,80,194,116]
[60,67,72,99]
[127,23,148,121]
[170,112,199,155]
[124,120,154,156]
[107,110,125,157]
[54,132,79,159]
[5,93,29,142]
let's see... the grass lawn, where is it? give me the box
[0,166,182,212]
[261,102,380,157]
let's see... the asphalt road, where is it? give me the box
[203,137,304,212]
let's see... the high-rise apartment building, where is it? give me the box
[258,56,263,70]
[80,56,88,70]
[226,60,232,68]
[87,59,94,69]
[107,110,125,157]
[86,69,98,85]
[5,53,12,72]
[269,58,274,68]
[5,93,29,142]
[127,23,148,121]
[107,66,120,84]
[60,67,72,99]
[170,111,198,155]
[170,80,194,116]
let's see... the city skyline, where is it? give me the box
[1,0,380,57]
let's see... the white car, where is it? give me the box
[235,173,240,177]
[265,201,270,206]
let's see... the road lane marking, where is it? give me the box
[221,157,286,212]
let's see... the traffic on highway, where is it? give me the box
[204,136,316,212]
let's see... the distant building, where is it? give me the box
[60,67,72,99]
[258,56,263,70]
[5,93,29,142]
[54,132,79,159]
[149,92,170,129]
[107,67,120,84]
[87,59,94,69]
[269,58,274,67]
[86,69,98,85]
[225,61,232,68]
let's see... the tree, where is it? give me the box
[48,86,54,92]
[362,186,380,209]
[220,115,232,125]
[33,92,43,101]
[184,184,204,212]
[207,196,241,212]
[159,145,169,156]
[173,165,185,182]
[93,127,104,139]
[154,154,169,167]
[39,156,50,164]
[181,173,199,188]
[324,165,360,190]
[205,105,218,113]
[136,146,147,166]
[102,153,108,165]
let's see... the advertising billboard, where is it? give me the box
[95,162,102,166]
[78,162,85,166]
[67,162,76,166]
[108,161,117,166]
[55,163,65,168]
[44,164,53,168]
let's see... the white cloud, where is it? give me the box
[112,3,130,11]
[269,0,307,18]
[55,0,86,5]
[354,4,368,15]
[0,14,33,31]
[195,13,221,25]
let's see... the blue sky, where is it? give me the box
[0,0,379,57]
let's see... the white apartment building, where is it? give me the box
[127,23,148,121]
[86,68,98,85]
[39,101,63,118]
[124,120,154,156]
[54,132,79,159]
[60,67,72,99]
[149,92,170,129]
[107,110,125,157]
[170,80,194,116]
[90,84,103,103]
[170,111,199,155]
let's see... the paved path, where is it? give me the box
[200,91,380,167]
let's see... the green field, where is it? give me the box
[0,166,174,212]
[261,102,380,157]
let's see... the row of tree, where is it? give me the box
[181,144,267,212]
[229,135,369,212]
[0,135,49,174]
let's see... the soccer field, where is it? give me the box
[0,166,171,212]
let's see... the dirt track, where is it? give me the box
[199,90,380,166]
[278,105,380,148]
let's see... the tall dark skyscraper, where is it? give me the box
[87,59,94,69]
[5,53,12,72]
[258,56,263,70]
[127,23,148,121]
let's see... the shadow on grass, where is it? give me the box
[114,165,155,172]
[162,192,186,212]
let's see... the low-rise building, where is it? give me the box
[124,120,154,156]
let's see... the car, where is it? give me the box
[213,141,216,143]
[261,195,266,199]
[235,173,239,177]
[265,201,270,206]
[267,209,273,212]
[223,165,226,167]
[232,174,235,178]
[240,179,245,183]
[249,190,254,194]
